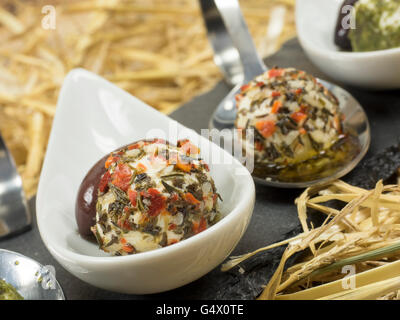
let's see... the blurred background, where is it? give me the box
[0,0,296,197]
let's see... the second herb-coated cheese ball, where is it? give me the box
[235,68,345,170]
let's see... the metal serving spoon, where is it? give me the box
[0,249,64,300]
[200,0,370,188]
[0,133,31,238]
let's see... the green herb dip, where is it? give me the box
[349,0,400,51]
[0,279,24,300]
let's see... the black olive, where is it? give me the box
[75,153,108,237]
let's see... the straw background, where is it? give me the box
[0,0,296,197]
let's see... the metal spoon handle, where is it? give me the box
[0,133,31,239]
[200,0,267,84]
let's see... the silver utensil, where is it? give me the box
[0,249,65,300]
[200,0,370,188]
[0,133,31,238]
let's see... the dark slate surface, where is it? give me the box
[2,38,400,300]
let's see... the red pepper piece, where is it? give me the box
[168,239,179,245]
[192,217,207,234]
[291,112,307,124]
[150,138,166,145]
[300,104,308,113]
[175,157,192,173]
[123,220,131,230]
[268,68,284,78]
[122,244,134,253]
[141,188,166,217]
[168,223,177,231]
[200,160,210,172]
[240,84,250,92]
[118,218,132,230]
[128,142,141,150]
[212,193,219,205]
[255,140,264,151]
[271,100,282,114]
[179,140,200,155]
[111,163,132,191]
[170,193,179,202]
[98,171,111,193]
[105,155,119,169]
[334,114,342,133]
[177,139,188,147]
[136,163,147,173]
[128,189,137,207]
[184,192,200,205]
[255,120,276,138]
[271,91,281,98]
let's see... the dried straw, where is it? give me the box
[222,180,400,300]
[0,0,296,197]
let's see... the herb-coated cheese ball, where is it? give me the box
[235,68,344,168]
[92,139,220,255]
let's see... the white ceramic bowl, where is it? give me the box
[36,69,255,294]
[296,0,400,89]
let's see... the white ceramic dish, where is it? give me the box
[36,69,255,294]
[296,0,400,89]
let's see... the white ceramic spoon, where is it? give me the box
[36,69,255,294]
